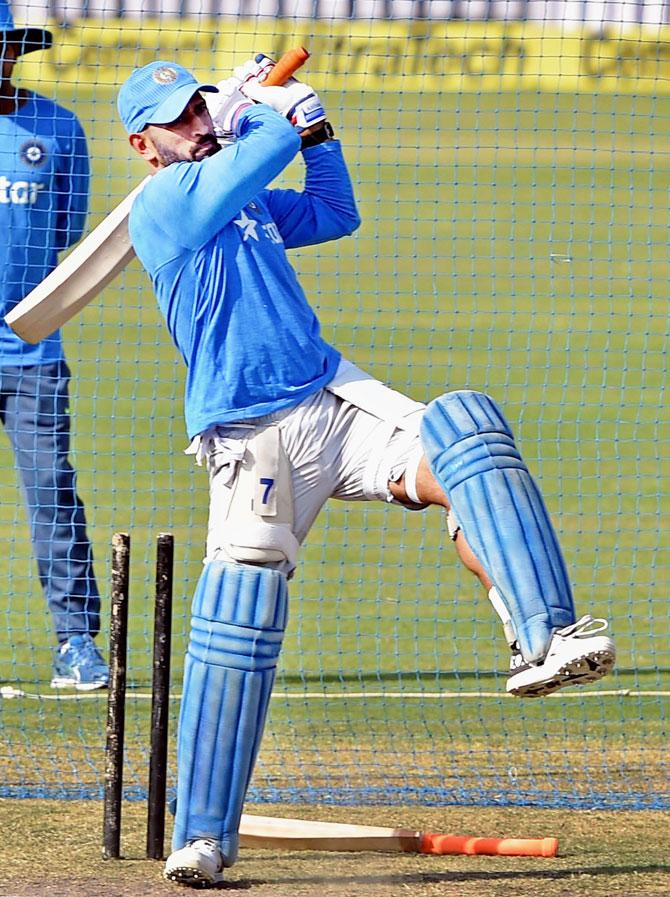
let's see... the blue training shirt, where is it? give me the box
[0,92,89,364]
[129,105,360,439]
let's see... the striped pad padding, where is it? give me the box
[172,562,288,864]
[420,390,574,662]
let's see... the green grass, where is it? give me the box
[0,88,668,811]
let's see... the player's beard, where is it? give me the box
[153,133,221,166]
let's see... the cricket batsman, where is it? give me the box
[116,55,615,887]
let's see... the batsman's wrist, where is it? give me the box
[300,121,334,149]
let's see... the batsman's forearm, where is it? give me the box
[276,141,361,248]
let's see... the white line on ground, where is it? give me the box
[0,685,667,700]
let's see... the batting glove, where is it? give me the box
[232,55,275,85]
[204,76,255,141]
[204,56,281,140]
[239,53,327,133]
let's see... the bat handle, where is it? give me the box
[419,833,559,858]
[260,47,310,87]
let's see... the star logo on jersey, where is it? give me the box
[234,208,259,242]
[19,140,47,168]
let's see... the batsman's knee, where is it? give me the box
[188,560,288,669]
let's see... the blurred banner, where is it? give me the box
[16,19,670,94]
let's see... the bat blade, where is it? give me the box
[5,178,148,344]
[239,813,421,853]
[238,814,558,858]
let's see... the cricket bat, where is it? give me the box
[5,177,150,345]
[238,813,559,858]
[5,47,310,345]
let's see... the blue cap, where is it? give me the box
[0,0,51,55]
[117,60,218,134]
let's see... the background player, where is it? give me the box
[0,1,107,690]
[117,56,615,886]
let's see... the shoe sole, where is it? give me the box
[164,866,223,888]
[507,645,616,698]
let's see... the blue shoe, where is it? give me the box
[50,634,109,691]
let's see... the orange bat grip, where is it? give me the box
[262,47,310,86]
[419,833,559,858]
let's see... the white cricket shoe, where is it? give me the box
[164,838,225,888]
[506,615,616,698]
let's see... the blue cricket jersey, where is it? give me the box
[129,105,360,438]
[0,92,89,364]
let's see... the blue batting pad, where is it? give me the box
[420,391,575,662]
[171,561,288,863]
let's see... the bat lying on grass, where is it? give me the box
[5,47,311,345]
[238,813,559,857]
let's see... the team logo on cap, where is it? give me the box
[19,140,47,167]
[152,66,178,85]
